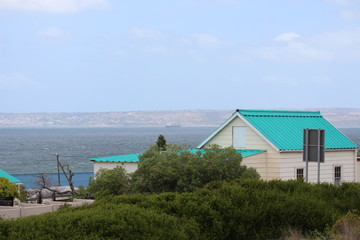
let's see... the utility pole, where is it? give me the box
[56,153,61,186]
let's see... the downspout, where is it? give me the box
[355,149,358,182]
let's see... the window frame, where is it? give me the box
[232,126,247,148]
[296,168,304,180]
[334,165,342,186]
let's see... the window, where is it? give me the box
[232,127,246,148]
[334,166,341,186]
[296,168,304,180]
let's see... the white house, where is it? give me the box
[197,109,358,183]
[91,109,358,184]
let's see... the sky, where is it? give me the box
[1,0,360,113]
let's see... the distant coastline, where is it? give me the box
[0,108,359,128]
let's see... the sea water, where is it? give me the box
[1,127,359,187]
[0,127,215,187]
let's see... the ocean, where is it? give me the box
[0,127,215,187]
[1,127,359,188]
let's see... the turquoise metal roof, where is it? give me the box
[90,153,142,163]
[238,109,358,151]
[0,169,21,183]
[90,149,266,163]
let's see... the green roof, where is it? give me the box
[90,153,142,163]
[0,169,21,183]
[90,148,266,163]
[238,109,358,151]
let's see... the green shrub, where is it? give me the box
[3,179,360,240]
[0,204,199,240]
[0,177,18,198]
[131,146,260,193]
[88,166,130,197]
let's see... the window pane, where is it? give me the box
[334,166,341,185]
[233,127,246,148]
[296,168,304,179]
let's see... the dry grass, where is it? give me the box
[331,213,360,240]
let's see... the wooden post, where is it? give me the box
[56,153,61,186]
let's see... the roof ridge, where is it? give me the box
[237,109,321,114]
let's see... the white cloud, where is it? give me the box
[251,28,360,63]
[0,0,111,13]
[309,28,360,59]
[130,27,167,40]
[0,73,38,88]
[326,0,353,5]
[256,32,334,62]
[37,27,70,40]
[274,32,301,42]
[256,41,333,62]
[340,9,360,19]
[188,33,227,48]
[261,75,297,85]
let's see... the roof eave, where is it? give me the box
[197,111,240,148]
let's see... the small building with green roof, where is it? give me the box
[0,169,21,185]
[198,109,358,183]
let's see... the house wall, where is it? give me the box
[279,150,357,183]
[357,157,360,182]
[93,162,138,176]
[203,116,281,180]
[202,116,358,183]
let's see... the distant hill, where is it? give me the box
[0,108,359,128]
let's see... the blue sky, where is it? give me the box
[1,0,360,113]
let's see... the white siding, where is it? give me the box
[93,162,138,176]
[357,159,360,182]
[204,116,281,180]
[279,150,357,183]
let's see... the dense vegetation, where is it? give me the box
[2,143,360,239]
[86,146,260,197]
[130,145,259,193]
[2,180,360,239]
[88,166,130,198]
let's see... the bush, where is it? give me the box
[0,203,199,240]
[88,166,130,197]
[0,177,18,198]
[101,179,341,240]
[4,179,360,239]
[130,146,260,193]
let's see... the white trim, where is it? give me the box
[355,150,358,182]
[197,110,280,152]
[197,111,239,148]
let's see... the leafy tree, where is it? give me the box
[156,134,167,151]
[130,145,260,193]
[0,177,18,198]
[88,166,130,197]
